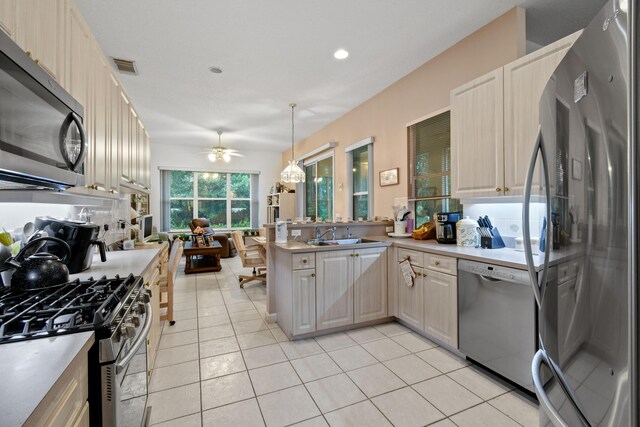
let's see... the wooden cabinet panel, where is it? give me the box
[292,253,315,270]
[70,402,89,427]
[397,264,423,330]
[0,0,15,38]
[451,68,504,198]
[423,269,458,348]
[120,93,132,183]
[292,269,316,335]
[353,247,387,323]
[85,42,109,191]
[503,31,581,196]
[423,253,457,276]
[316,250,353,330]
[107,73,120,194]
[397,247,423,267]
[65,2,91,107]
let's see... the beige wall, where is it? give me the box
[283,8,525,219]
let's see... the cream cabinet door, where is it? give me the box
[107,74,120,194]
[0,0,15,39]
[503,31,581,196]
[16,0,64,81]
[65,2,91,107]
[353,247,387,323]
[316,250,353,330]
[423,270,458,348]
[398,264,423,330]
[85,42,109,192]
[451,68,504,198]
[292,269,316,335]
[120,93,132,184]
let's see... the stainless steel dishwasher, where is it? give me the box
[458,259,556,392]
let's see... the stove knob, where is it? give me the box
[137,302,146,314]
[121,323,136,339]
[131,314,141,327]
[509,274,515,280]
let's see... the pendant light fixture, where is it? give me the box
[281,103,305,183]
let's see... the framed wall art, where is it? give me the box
[379,168,399,186]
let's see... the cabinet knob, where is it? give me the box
[434,260,440,266]
[355,253,360,257]
[504,187,510,192]
[311,273,315,278]
[26,51,32,57]
[496,187,502,192]
[416,272,422,277]
[34,59,40,65]
[302,259,307,264]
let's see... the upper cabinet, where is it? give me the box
[451,30,582,199]
[0,1,16,39]
[503,31,582,196]
[450,68,504,198]
[14,0,65,82]
[3,0,151,197]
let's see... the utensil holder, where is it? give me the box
[480,227,506,249]
[394,221,407,235]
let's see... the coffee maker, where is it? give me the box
[34,217,107,273]
[435,212,462,244]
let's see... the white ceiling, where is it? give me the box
[75,0,604,153]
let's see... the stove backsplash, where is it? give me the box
[0,197,132,246]
[463,202,545,240]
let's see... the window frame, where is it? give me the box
[346,138,374,220]
[303,151,335,222]
[167,171,252,232]
[407,107,452,202]
[407,108,460,225]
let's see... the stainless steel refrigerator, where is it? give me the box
[522,0,637,425]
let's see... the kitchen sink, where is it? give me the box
[306,238,380,246]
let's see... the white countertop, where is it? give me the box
[0,332,95,427]
[272,235,582,271]
[70,243,167,281]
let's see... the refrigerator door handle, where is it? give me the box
[523,126,552,308]
[532,349,569,427]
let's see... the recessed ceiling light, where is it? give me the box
[334,49,349,60]
[208,66,223,74]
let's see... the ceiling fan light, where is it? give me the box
[223,153,231,162]
[208,153,216,162]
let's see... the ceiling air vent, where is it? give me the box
[112,58,138,75]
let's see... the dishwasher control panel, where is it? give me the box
[458,259,530,284]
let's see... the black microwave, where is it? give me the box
[0,29,86,190]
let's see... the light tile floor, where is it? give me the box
[146,256,539,426]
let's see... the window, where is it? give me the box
[346,139,374,220]
[408,110,461,226]
[304,155,333,221]
[163,170,254,231]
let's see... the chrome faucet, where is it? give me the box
[317,226,336,240]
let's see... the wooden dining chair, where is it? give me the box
[231,231,266,288]
[159,239,183,325]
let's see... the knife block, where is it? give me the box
[480,227,506,249]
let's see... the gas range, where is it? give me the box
[0,275,151,426]
[0,274,143,346]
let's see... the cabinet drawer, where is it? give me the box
[424,253,457,276]
[558,260,580,283]
[397,248,423,267]
[292,253,315,270]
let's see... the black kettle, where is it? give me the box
[5,237,72,292]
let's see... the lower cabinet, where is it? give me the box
[316,249,354,330]
[353,247,388,323]
[397,248,424,330]
[292,269,316,335]
[397,248,458,348]
[143,243,169,375]
[423,269,458,348]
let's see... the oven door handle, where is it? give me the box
[116,302,152,375]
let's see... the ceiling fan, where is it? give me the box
[206,130,243,162]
